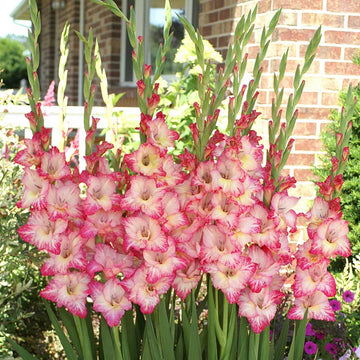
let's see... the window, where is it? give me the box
[121,0,197,85]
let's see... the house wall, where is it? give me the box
[198,0,360,219]
[38,0,56,96]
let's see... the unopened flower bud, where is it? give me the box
[342,147,350,162]
[286,138,295,152]
[331,156,339,172]
[193,102,201,118]
[144,64,151,78]
[229,97,235,110]
[136,79,146,98]
[336,133,343,147]
[189,123,199,144]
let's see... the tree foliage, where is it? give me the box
[0,36,27,89]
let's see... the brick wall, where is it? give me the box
[56,0,80,104]
[198,0,360,217]
[38,0,55,97]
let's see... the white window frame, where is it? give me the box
[120,0,195,86]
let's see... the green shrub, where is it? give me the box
[0,125,56,358]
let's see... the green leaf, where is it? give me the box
[43,301,78,359]
[121,310,139,360]
[249,331,260,360]
[58,307,83,359]
[207,282,218,360]
[158,298,176,360]
[274,317,290,360]
[6,337,39,360]
[144,314,163,359]
[189,291,202,359]
[287,310,308,360]
[100,316,118,360]
[267,8,281,35]
[238,317,249,360]
[259,326,270,360]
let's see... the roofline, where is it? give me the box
[10,0,31,21]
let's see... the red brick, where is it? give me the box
[202,25,212,37]
[344,48,360,61]
[270,59,319,74]
[321,92,340,106]
[272,28,317,42]
[297,107,330,120]
[279,11,298,27]
[258,0,272,13]
[220,8,231,21]
[257,90,268,104]
[298,92,319,105]
[348,16,360,29]
[325,30,360,45]
[294,168,320,181]
[342,78,360,88]
[294,139,323,152]
[288,153,315,166]
[209,11,219,22]
[299,45,341,60]
[267,43,297,58]
[272,0,323,10]
[301,13,344,28]
[304,76,341,91]
[293,122,317,136]
[325,61,360,76]
[214,0,225,9]
[327,0,360,13]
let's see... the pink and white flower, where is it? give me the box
[123,214,168,252]
[90,278,132,327]
[311,218,351,258]
[238,287,283,333]
[18,210,67,254]
[40,272,91,318]
[17,168,50,210]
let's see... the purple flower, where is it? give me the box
[329,299,342,311]
[305,323,316,336]
[325,342,338,355]
[304,341,318,355]
[342,290,354,303]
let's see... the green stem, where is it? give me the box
[220,294,229,359]
[74,316,94,360]
[112,326,123,360]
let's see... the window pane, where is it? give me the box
[149,0,185,75]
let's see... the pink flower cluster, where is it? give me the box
[289,190,351,322]
[15,105,351,334]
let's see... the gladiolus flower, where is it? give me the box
[238,287,283,333]
[18,210,67,254]
[17,168,50,210]
[124,143,165,177]
[311,218,351,258]
[90,278,132,327]
[288,291,335,321]
[40,272,91,318]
